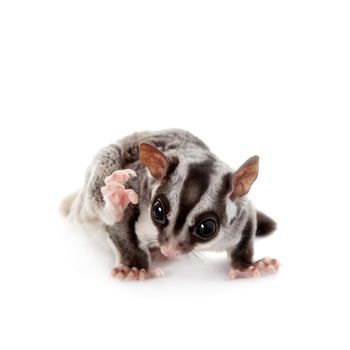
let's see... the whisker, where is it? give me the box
[189,250,202,264]
[140,238,160,250]
[192,249,206,264]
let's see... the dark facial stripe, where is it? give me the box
[173,160,214,233]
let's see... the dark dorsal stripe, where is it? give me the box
[173,160,214,233]
[165,156,179,179]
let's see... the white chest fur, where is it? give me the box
[134,207,159,250]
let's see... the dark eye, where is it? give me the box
[195,219,217,239]
[151,199,166,224]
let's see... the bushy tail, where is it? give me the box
[59,192,78,217]
[256,211,277,237]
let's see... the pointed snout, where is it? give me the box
[160,244,180,259]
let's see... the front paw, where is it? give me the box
[111,265,165,281]
[101,169,139,222]
[228,257,280,280]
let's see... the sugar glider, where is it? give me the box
[61,129,279,280]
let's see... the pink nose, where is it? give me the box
[160,245,179,259]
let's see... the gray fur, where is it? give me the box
[63,129,274,271]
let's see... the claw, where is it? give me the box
[111,265,165,281]
[151,268,165,278]
[105,169,137,184]
[126,270,135,280]
[125,189,139,205]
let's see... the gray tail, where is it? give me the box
[256,211,277,237]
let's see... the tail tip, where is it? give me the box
[256,211,277,237]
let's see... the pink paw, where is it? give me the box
[255,257,280,274]
[228,257,280,280]
[111,265,165,281]
[228,265,261,279]
[101,169,139,222]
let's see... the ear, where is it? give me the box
[229,156,259,201]
[139,143,169,180]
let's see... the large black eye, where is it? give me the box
[195,219,217,239]
[151,199,166,224]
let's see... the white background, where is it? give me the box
[0,1,349,349]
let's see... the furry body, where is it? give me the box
[63,129,277,279]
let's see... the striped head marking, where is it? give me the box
[139,143,259,258]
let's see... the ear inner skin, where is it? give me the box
[139,143,169,179]
[230,155,259,201]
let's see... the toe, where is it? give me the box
[109,169,137,184]
[112,265,135,280]
[252,268,261,277]
[139,269,147,281]
[112,270,126,280]
[110,172,129,184]
[256,261,265,270]
[125,190,139,204]
[116,272,125,280]
[271,258,280,269]
[112,266,164,281]
[131,267,140,280]
[228,266,261,279]
[263,257,272,265]
[255,257,280,274]
[124,169,137,177]
[152,268,165,277]
[241,267,259,278]
[228,269,237,280]
[125,270,136,280]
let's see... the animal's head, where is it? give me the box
[139,143,259,259]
